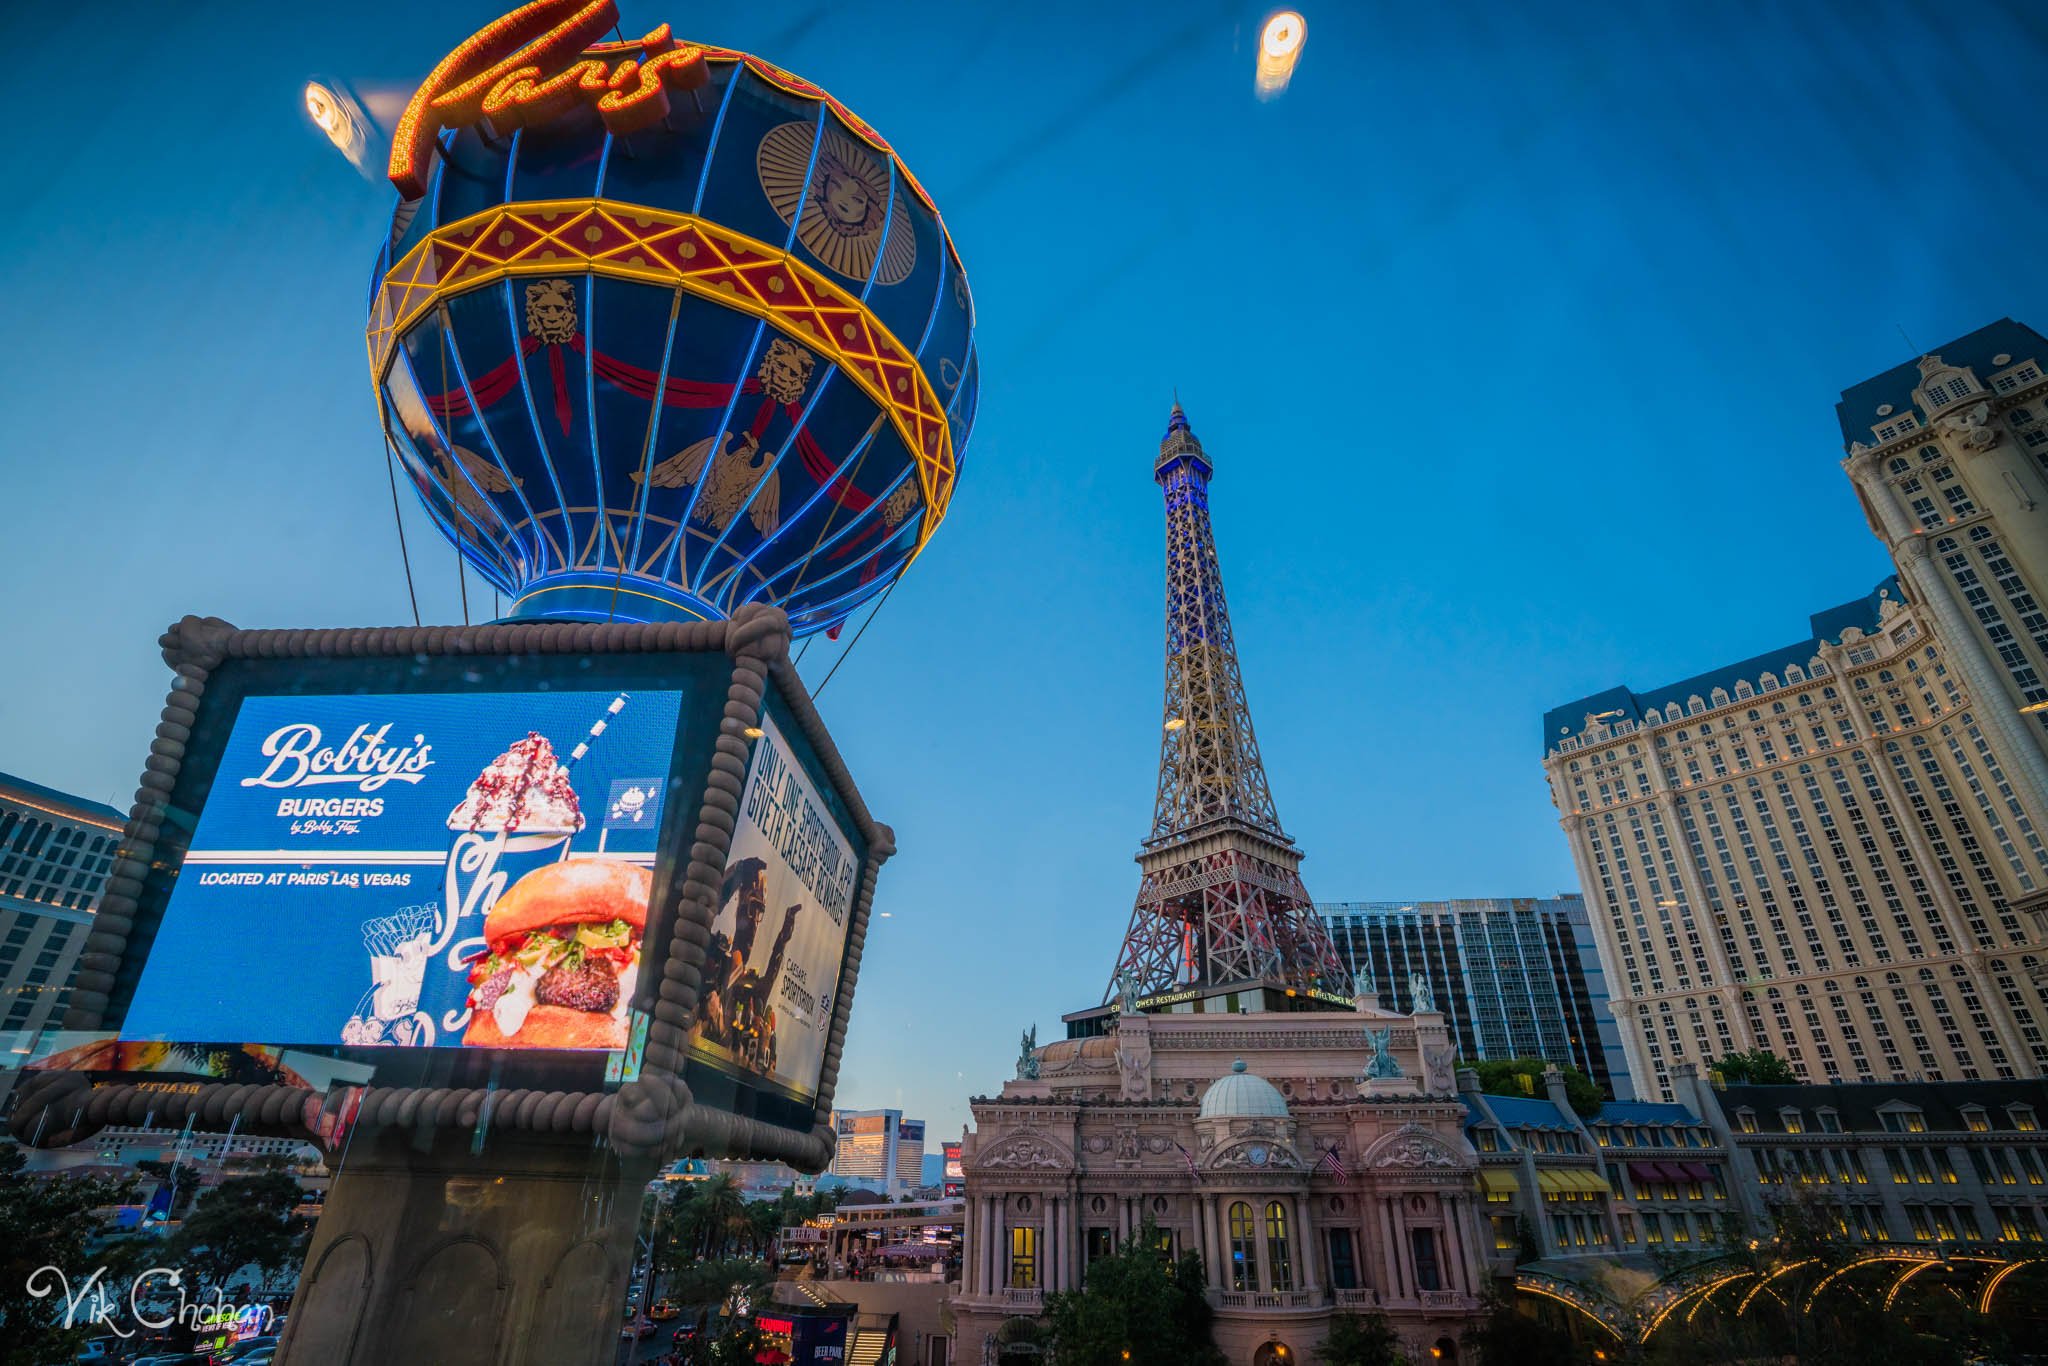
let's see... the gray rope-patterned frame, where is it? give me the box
[5,604,891,1169]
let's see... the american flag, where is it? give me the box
[1174,1141,1199,1177]
[1314,1144,1348,1180]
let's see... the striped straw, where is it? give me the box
[564,694,629,770]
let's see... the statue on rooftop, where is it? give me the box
[1364,1026,1404,1080]
[1410,972,1436,1015]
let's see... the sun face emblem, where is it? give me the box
[758,122,916,285]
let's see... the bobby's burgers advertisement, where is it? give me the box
[120,688,683,1052]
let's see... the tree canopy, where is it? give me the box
[1710,1048,1798,1085]
[0,1144,140,1366]
[1316,1311,1406,1366]
[1042,1218,1224,1366]
[1462,1057,1605,1118]
[166,1164,310,1296]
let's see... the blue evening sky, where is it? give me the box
[1,1,2043,1141]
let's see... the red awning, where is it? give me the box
[1631,1161,1671,1184]
[1678,1162,1713,1183]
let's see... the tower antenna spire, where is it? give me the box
[1106,400,1346,1004]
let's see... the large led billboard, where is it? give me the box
[12,613,887,1164]
[123,689,685,1052]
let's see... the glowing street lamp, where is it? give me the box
[303,81,364,161]
[1254,10,1307,101]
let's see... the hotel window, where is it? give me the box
[1086,1227,1114,1264]
[1736,1110,1757,1134]
[1817,1109,1841,1133]
[1492,1217,1517,1252]
[1906,1205,1933,1240]
[1964,1107,1990,1133]
[1265,1203,1293,1291]
[1997,1208,2024,1242]
[1618,1213,1637,1244]
[1780,1110,1804,1134]
[1228,1202,1255,1292]
[1009,1226,1038,1288]
[2010,1105,2038,1132]
[1327,1229,1359,1289]
[1409,1228,1442,1292]
[1643,1213,1664,1244]
[1475,1128,1498,1153]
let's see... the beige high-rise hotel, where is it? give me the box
[1545,320,2048,1102]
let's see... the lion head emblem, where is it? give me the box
[757,339,815,406]
[523,279,578,344]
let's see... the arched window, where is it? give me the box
[1228,1202,1255,1292]
[1265,1202,1293,1291]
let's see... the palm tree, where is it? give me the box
[745,1199,781,1255]
[687,1175,746,1259]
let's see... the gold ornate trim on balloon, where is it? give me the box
[366,198,957,551]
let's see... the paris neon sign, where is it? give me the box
[390,0,709,198]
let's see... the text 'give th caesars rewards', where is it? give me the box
[689,713,858,1104]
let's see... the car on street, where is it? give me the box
[620,1317,657,1340]
[649,1300,680,1321]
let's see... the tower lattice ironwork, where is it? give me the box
[1108,403,1347,1001]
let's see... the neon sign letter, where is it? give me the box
[390,0,708,198]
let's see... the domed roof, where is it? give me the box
[1199,1060,1289,1119]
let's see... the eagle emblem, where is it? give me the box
[635,340,818,535]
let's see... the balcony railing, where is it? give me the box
[1000,1287,1043,1308]
[1333,1288,1380,1309]
[1418,1289,1474,1310]
[1211,1289,1317,1310]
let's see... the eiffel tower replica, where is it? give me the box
[1107,402,1348,1007]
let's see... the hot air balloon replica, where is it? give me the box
[365,2,977,633]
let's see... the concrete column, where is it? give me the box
[1381,1198,1406,1300]
[989,1197,1004,1290]
[1064,1196,1081,1294]
[1203,1196,1225,1289]
[1295,1192,1321,1296]
[276,1125,655,1366]
[963,1199,977,1295]
[1040,1195,1053,1290]
[1442,1195,1477,1295]
[1252,1196,1273,1292]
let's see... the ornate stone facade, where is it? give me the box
[956,1006,1489,1365]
